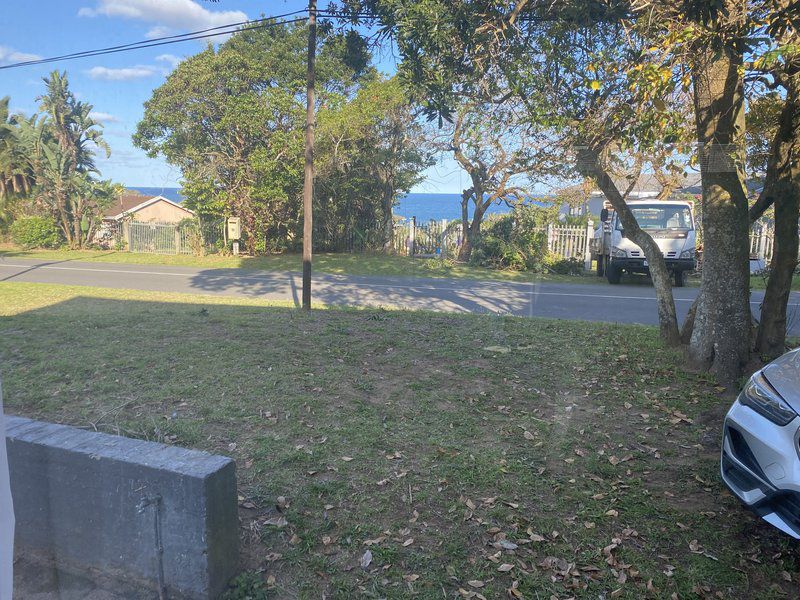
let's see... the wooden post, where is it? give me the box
[301,0,316,310]
[409,217,416,256]
[547,222,554,254]
[123,221,131,252]
[584,220,594,271]
[174,228,181,255]
[441,219,448,256]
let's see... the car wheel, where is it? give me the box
[606,264,621,284]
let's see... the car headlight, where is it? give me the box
[739,372,798,425]
[611,247,627,258]
[680,248,695,259]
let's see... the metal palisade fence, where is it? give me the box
[124,220,224,255]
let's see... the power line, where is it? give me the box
[0,6,620,72]
[0,10,309,71]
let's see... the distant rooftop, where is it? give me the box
[101,194,158,218]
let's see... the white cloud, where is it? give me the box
[0,46,42,65]
[146,25,173,39]
[78,0,247,31]
[155,54,184,68]
[89,111,120,123]
[87,66,156,81]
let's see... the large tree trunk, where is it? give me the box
[688,36,752,384]
[753,75,800,358]
[586,154,681,345]
[458,185,485,261]
[757,185,800,358]
[55,188,74,248]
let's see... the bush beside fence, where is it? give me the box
[104,214,782,270]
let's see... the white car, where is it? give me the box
[721,349,800,538]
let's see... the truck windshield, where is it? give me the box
[617,205,693,231]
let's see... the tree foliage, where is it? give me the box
[342,0,800,382]
[135,20,429,254]
[2,72,116,247]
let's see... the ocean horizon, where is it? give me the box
[129,187,524,223]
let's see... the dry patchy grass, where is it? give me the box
[0,282,797,599]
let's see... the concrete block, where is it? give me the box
[6,416,238,599]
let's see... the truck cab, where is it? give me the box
[591,200,697,286]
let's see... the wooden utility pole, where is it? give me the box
[302,0,316,310]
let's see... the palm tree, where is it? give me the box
[34,71,111,247]
[0,97,36,228]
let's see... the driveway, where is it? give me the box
[2,257,799,333]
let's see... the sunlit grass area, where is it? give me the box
[1,281,797,599]
[3,245,796,291]
[0,245,599,284]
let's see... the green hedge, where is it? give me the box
[9,216,63,249]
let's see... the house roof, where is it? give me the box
[103,194,194,220]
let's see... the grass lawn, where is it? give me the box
[0,244,600,285]
[1,281,797,599]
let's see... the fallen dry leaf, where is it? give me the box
[483,345,511,353]
[263,516,288,528]
[498,563,514,572]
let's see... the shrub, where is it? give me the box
[544,254,583,275]
[9,216,63,249]
[469,205,558,271]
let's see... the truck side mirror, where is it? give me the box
[600,208,609,223]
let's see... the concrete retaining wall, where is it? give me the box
[6,416,238,599]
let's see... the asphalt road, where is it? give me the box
[2,257,800,333]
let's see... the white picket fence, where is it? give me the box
[393,217,597,268]
[544,224,592,262]
[749,223,775,262]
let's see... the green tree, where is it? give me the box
[30,71,112,248]
[315,76,433,250]
[444,95,540,261]
[0,97,35,229]
[134,21,378,254]
[342,0,800,382]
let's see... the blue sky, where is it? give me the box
[0,0,466,193]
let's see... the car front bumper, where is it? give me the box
[721,399,800,539]
[609,257,696,272]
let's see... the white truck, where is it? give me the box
[590,199,697,286]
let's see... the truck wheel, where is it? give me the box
[596,255,605,276]
[606,264,622,284]
[674,270,685,287]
